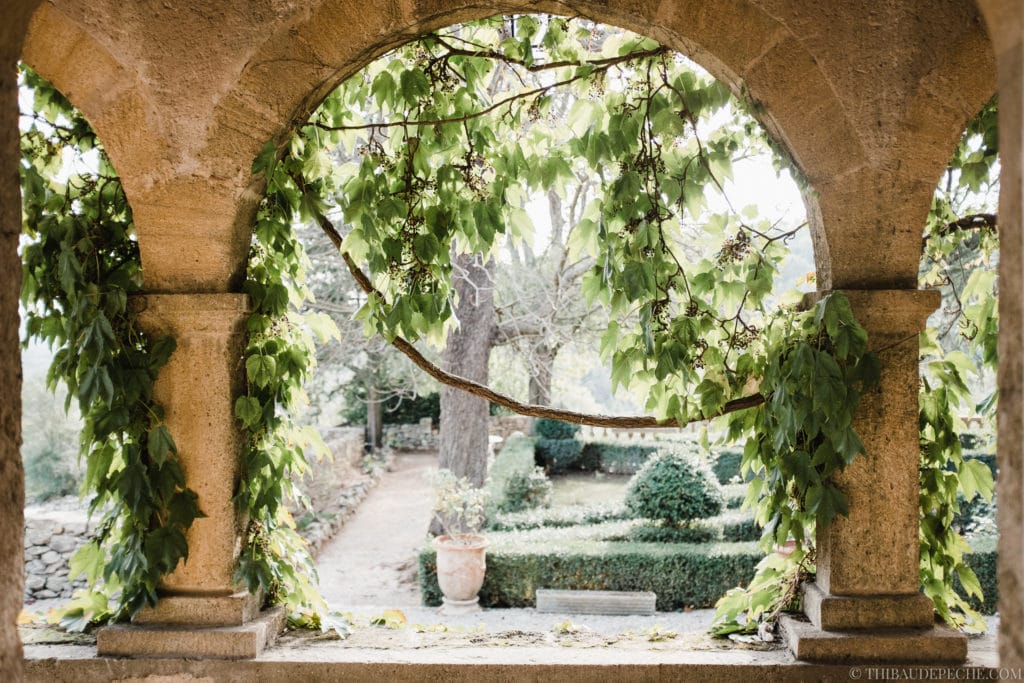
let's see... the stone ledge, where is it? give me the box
[780,614,968,663]
[802,582,935,630]
[97,606,285,659]
[25,644,999,683]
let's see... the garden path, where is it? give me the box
[315,450,436,612]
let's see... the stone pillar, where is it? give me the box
[0,5,37,680]
[978,0,1024,669]
[97,293,284,659]
[137,293,249,596]
[782,289,968,663]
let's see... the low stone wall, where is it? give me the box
[292,427,383,555]
[23,427,374,602]
[23,506,96,601]
[384,419,438,450]
[384,415,532,452]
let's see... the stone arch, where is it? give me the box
[214,0,862,284]
[15,1,996,293]
[211,0,994,290]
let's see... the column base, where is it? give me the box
[802,581,935,629]
[97,606,285,659]
[133,590,262,627]
[780,614,967,664]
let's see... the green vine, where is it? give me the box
[18,66,201,625]
[233,143,341,625]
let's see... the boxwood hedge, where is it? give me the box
[419,531,762,610]
[964,534,998,615]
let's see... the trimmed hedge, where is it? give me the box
[533,418,581,440]
[722,483,747,509]
[721,516,760,542]
[487,503,629,531]
[501,467,552,513]
[964,534,998,615]
[580,442,658,474]
[419,535,762,610]
[535,438,584,473]
[712,450,743,484]
[625,449,723,525]
[486,434,536,512]
[613,521,718,544]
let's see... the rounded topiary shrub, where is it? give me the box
[625,448,723,525]
[533,418,581,440]
[500,466,553,513]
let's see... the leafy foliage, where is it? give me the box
[340,388,440,426]
[914,97,999,633]
[236,141,342,624]
[19,66,201,621]
[625,447,723,525]
[22,378,83,501]
[431,469,489,535]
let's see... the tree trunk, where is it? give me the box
[436,254,495,521]
[527,343,556,406]
[365,384,383,452]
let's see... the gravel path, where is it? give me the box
[315,450,436,612]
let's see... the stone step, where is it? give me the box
[535,589,656,615]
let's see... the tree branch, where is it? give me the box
[934,213,997,237]
[298,177,766,428]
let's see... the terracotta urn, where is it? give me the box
[433,533,488,613]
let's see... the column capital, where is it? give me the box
[130,292,250,335]
[802,288,940,334]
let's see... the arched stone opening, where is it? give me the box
[0,0,1012,673]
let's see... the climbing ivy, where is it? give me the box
[712,100,1001,636]
[915,97,999,632]
[18,66,201,623]
[234,142,341,625]
[19,66,339,627]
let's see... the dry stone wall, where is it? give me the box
[23,427,371,601]
[22,505,95,601]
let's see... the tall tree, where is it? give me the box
[438,253,494,489]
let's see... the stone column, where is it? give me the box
[0,5,38,680]
[979,0,1024,669]
[97,293,284,658]
[782,289,968,663]
[137,293,249,597]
